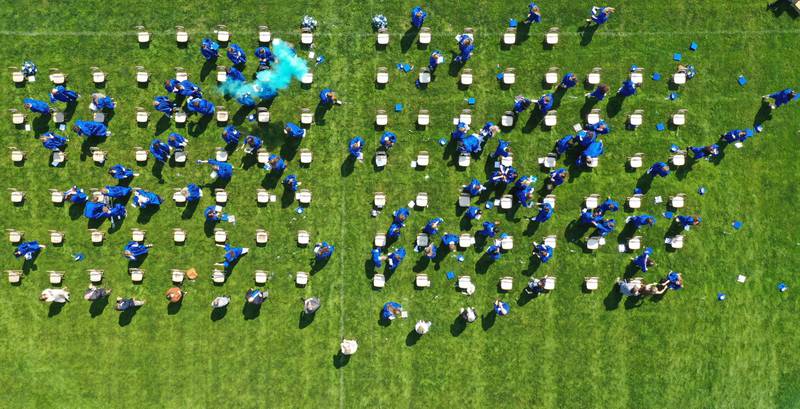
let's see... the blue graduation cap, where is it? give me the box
[509,18,518,28]
[663,211,674,219]
[485,201,494,209]
[634,187,643,194]
[732,220,743,230]
[72,252,85,261]
[402,63,413,73]
[456,254,465,262]
[467,97,476,105]
[295,207,304,214]
[698,186,707,195]
[755,124,764,133]
[670,144,680,152]
[446,271,456,280]
[496,72,504,80]
[689,42,698,51]
[673,53,682,61]
[438,138,447,146]
[737,75,747,86]
[778,282,788,292]
[656,122,666,131]
[717,292,727,301]
[745,128,754,137]
[669,92,679,100]
[652,72,662,81]
[394,103,403,112]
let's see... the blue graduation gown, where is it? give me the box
[555,134,575,155]
[167,133,187,150]
[480,222,498,237]
[74,121,108,138]
[319,89,335,105]
[65,188,88,204]
[515,186,535,208]
[428,51,444,71]
[187,98,215,115]
[254,47,275,65]
[245,135,263,151]
[14,241,42,259]
[224,244,245,267]
[666,272,683,290]
[597,199,619,214]
[533,203,554,222]
[24,98,50,114]
[123,241,149,261]
[526,3,542,23]
[50,86,79,103]
[42,132,67,151]
[618,80,637,97]
[769,89,794,107]
[633,253,650,272]
[549,168,567,186]
[423,218,444,235]
[380,132,397,149]
[576,130,596,148]
[513,98,532,114]
[205,205,223,221]
[589,86,607,100]
[348,136,364,157]
[393,207,410,224]
[647,162,670,177]
[372,249,383,268]
[535,244,553,263]
[537,94,554,113]
[425,244,438,259]
[283,174,299,192]
[465,178,483,196]
[164,79,180,94]
[382,302,402,320]
[582,140,604,159]
[466,206,481,220]
[441,234,458,248]
[186,183,202,201]
[721,130,746,144]
[387,223,403,239]
[579,210,600,225]
[209,160,233,179]
[492,140,511,158]
[104,185,131,198]
[222,125,241,145]
[479,122,497,139]
[387,248,406,271]
[487,245,502,261]
[95,96,115,110]
[589,120,610,135]
[149,140,171,162]
[154,96,175,115]
[560,72,577,88]
[285,123,306,139]
[266,154,286,173]
[108,204,126,221]
[83,202,105,219]
[227,44,247,65]
[451,123,469,141]
[629,215,655,228]
[596,219,616,236]
[109,164,134,180]
[177,80,202,98]
[226,67,246,82]
[456,36,474,61]
[676,215,699,227]
[133,190,162,208]
[201,38,220,60]
[494,301,510,316]
[315,242,334,260]
[458,134,482,153]
[591,7,611,24]
[411,7,427,28]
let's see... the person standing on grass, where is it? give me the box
[348,136,364,161]
[201,38,219,61]
[423,243,438,260]
[14,241,44,260]
[762,88,796,110]
[40,132,68,151]
[410,6,427,28]
[153,96,176,117]
[226,44,247,65]
[494,300,510,316]
[319,88,342,106]
[386,247,406,272]
[441,233,458,252]
[380,131,397,150]
[422,218,444,235]
[303,297,321,314]
[165,287,185,303]
[531,202,554,223]
[585,84,610,101]
[50,85,79,103]
[196,159,233,180]
[586,6,616,25]
[479,221,501,238]
[387,222,403,240]
[453,32,474,63]
[284,122,307,139]
[186,97,215,116]
[246,288,267,305]
[265,154,286,173]
[525,2,542,24]
[90,93,116,111]
[627,214,656,229]
[632,247,654,272]
[149,139,171,162]
[381,302,403,320]
[535,93,555,114]
[40,288,70,303]
[486,244,502,261]
[216,244,249,268]
[313,242,334,261]
[123,241,152,262]
[688,144,720,160]
[176,80,203,98]
[532,242,553,263]
[212,296,231,309]
[167,132,188,152]
[64,186,88,205]
[460,307,477,323]
[465,206,483,221]
[428,50,445,73]
[415,320,432,335]
[457,133,483,154]
[512,95,532,115]
[254,46,275,70]
[646,161,671,178]
[283,174,301,192]
[221,125,241,146]
[23,98,53,115]
[72,120,109,138]
[546,168,568,190]
[464,178,485,196]
[132,189,162,209]
[205,205,235,224]
[181,183,203,202]
[617,79,639,97]
[490,164,518,186]
[84,286,111,301]
[242,135,263,154]
[560,72,578,89]
[372,249,385,269]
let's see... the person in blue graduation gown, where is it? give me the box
[14,241,44,260]
[525,2,542,23]
[597,198,619,214]
[454,33,474,63]
[579,209,602,226]
[441,233,458,251]
[617,79,638,97]
[221,125,241,146]
[479,221,500,238]
[196,159,233,180]
[533,242,553,263]
[554,134,576,156]
[490,139,512,158]
[64,186,88,204]
[243,135,263,154]
[153,96,176,116]
[586,84,610,101]
[123,241,151,261]
[532,202,554,223]
[386,247,406,272]
[393,207,410,224]
[720,129,747,144]
[628,214,655,228]
[451,122,470,141]
[50,85,79,103]
[167,132,187,151]
[411,6,427,28]
[149,139,171,162]
[387,222,403,240]
[588,120,610,135]
[423,243,438,259]
[226,44,247,65]
[588,6,616,25]
[265,154,286,173]
[23,98,52,114]
[512,95,532,114]
[319,89,340,106]
[186,97,215,116]
[284,122,307,139]
[536,93,554,113]
[314,242,334,261]
[380,131,397,150]
[576,130,597,148]
[546,168,568,190]
[184,183,203,202]
[254,46,275,69]
[107,204,127,225]
[486,245,502,261]
[40,132,68,151]
[479,122,500,140]
[283,174,300,192]
[559,72,578,89]
[675,215,702,228]
[647,162,670,177]
[72,120,108,138]
[102,185,131,199]
[164,79,180,94]
[348,136,364,161]
[177,80,202,98]
[108,164,136,180]
[201,38,220,61]
[83,201,106,219]
[595,219,616,236]
[205,205,233,223]
[661,272,683,290]
[763,88,796,110]
[494,300,510,316]
[515,186,536,208]
[688,144,720,160]
[465,178,485,196]
[371,249,384,269]
[92,93,116,111]
[382,302,403,320]
[457,133,482,154]
[465,206,482,221]
[632,247,654,272]
[423,218,444,235]
[577,140,604,167]
[428,50,445,72]
[132,189,162,209]
[225,66,246,83]
[219,244,249,268]
[490,165,518,185]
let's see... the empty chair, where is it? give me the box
[255,270,268,284]
[460,68,473,86]
[376,67,389,84]
[374,232,386,248]
[216,25,230,42]
[544,235,557,249]
[258,25,271,43]
[90,229,104,244]
[9,147,25,164]
[628,236,642,250]
[415,192,428,208]
[500,277,514,291]
[49,271,64,285]
[173,228,186,244]
[130,268,144,283]
[10,68,24,84]
[586,236,605,250]
[628,194,643,209]
[629,153,644,169]
[629,109,644,127]
[300,28,314,45]
[256,188,274,204]
[458,153,471,167]
[136,26,150,44]
[52,110,65,123]
[90,67,106,84]
[373,273,386,289]
[502,67,516,85]
[216,106,229,122]
[131,229,145,242]
[297,230,310,245]
[175,67,188,81]
[543,276,557,291]
[171,269,185,284]
[543,110,557,127]
[501,235,514,250]
[214,188,228,204]
[543,195,556,208]
[418,27,431,44]
[670,235,685,249]
[459,109,472,125]
[374,192,386,208]
[212,270,226,284]
[415,151,430,168]
[135,107,149,123]
[417,68,432,85]
[301,70,313,85]
[300,108,313,125]
[214,228,227,243]
[587,108,601,125]
[671,152,686,166]
[458,193,471,208]
[503,27,516,45]
[459,234,474,248]
[672,109,687,126]
[585,277,599,291]
[499,153,514,168]
[90,147,107,164]
[670,193,686,209]
[296,271,309,286]
[88,269,103,283]
[673,71,687,85]
[7,270,22,284]
[585,194,601,209]
[175,25,189,44]
[135,66,149,83]
[134,147,148,163]
[375,151,388,167]
[539,153,557,168]
[173,111,187,123]
[299,148,313,165]
[501,111,514,127]
[415,274,431,288]
[500,195,513,210]
[172,189,187,204]
[49,230,64,245]
[49,189,64,204]
[587,67,602,85]
[545,27,559,45]
[9,189,24,204]
[545,67,559,85]
[173,150,187,164]
[630,67,644,85]
[49,68,67,84]
[375,109,388,126]
[296,189,312,204]
[92,111,105,123]
[9,109,25,125]
[256,149,270,165]
[256,107,270,123]
[215,148,228,162]
[216,66,227,82]
[417,109,430,126]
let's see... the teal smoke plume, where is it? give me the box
[219,39,308,104]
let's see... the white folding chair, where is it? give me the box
[458,193,471,208]
[296,189,312,204]
[585,194,600,209]
[49,271,64,285]
[417,109,430,126]
[586,236,604,250]
[131,229,145,242]
[460,68,473,86]
[212,270,226,284]
[416,274,431,288]
[130,268,144,283]
[373,273,386,289]
[630,67,644,85]
[587,67,601,85]
[296,271,309,286]
[255,229,269,245]
[49,230,64,245]
[175,26,189,44]
[300,28,314,45]
[459,234,474,248]
[415,192,428,208]
[544,235,557,249]
[414,151,430,168]
[136,26,150,44]
[48,189,64,204]
[458,276,474,293]
[543,276,556,291]
[216,25,230,42]
[503,67,516,85]
[375,151,388,167]
[300,108,313,125]
[673,72,687,85]
[9,189,24,204]
[459,109,472,125]
[629,109,643,127]
[376,28,389,45]
[255,270,268,284]
[216,106,229,123]
[301,71,313,85]
[628,194,643,209]
[545,27,559,45]
[543,195,556,208]
[376,66,389,84]
[258,25,271,43]
[135,107,149,124]
[90,229,104,244]
[501,235,514,250]
[174,67,188,82]
[214,228,227,244]
[214,189,228,204]
[500,277,514,291]
[257,107,270,123]
[173,111,187,124]
[9,147,25,164]
[671,152,686,166]
[49,68,66,85]
[374,192,386,208]
[458,153,471,168]
[670,235,685,249]
[629,153,644,169]
[135,66,149,83]
[374,233,386,248]
[375,109,388,126]
[215,148,228,162]
[503,28,516,45]
[544,110,557,127]
[418,27,431,44]
[90,148,107,164]
[670,194,686,209]
[90,67,106,84]
[297,230,310,245]
[173,228,186,244]
[10,69,24,84]
[672,109,687,126]
[7,270,22,284]
[628,236,642,250]
[416,233,429,247]
[134,147,148,163]
[10,109,25,125]
[171,269,185,284]
[500,195,513,210]
[585,277,599,291]
[539,154,557,169]
[88,269,103,283]
[587,108,601,125]
[501,111,514,127]
[545,67,559,85]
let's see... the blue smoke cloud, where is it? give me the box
[219,39,309,105]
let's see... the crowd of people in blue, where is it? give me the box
[9,4,797,350]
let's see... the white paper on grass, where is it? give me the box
[737,275,747,283]
[408,200,415,208]
[654,196,663,204]
[618,244,626,253]
[410,161,417,168]
[664,237,672,244]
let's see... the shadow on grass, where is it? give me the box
[211,306,228,321]
[405,329,422,346]
[299,311,316,329]
[89,296,109,317]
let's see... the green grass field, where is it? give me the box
[1,1,799,407]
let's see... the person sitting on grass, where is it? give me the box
[284,122,307,139]
[14,241,44,260]
[205,205,235,224]
[460,307,477,323]
[676,64,697,80]
[64,185,88,205]
[585,84,610,101]
[464,178,486,196]
[90,93,116,111]
[186,97,215,116]
[382,301,403,320]
[40,288,69,303]
[72,120,109,138]
[479,221,501,238]
[535,93,554,114]
[428,50,445,73]
[211,296,231,309]
[50,85,79,103]
[422,218,444,235]
[560,72,578,89]
[479,121,500,140]
[675,215,702,230]
[617,79,639,97]
[348,136,364,162]
[40,132,68,151]
[687,144,720,160]
[512,95,532,115]
[264,154,286,173]
[595,218,616,237]
[617,278,643,297]
[246,288,267,305]
[132,189,162,209]
[149,139,171,162]
[486,244,502,261]
[242,135,263,155]
[167,132,187,152]
[531,202,554,223]
[627,214,656,229]
[23,97,53,115]
[423,243,438,260]
[411,6,427,28]
[115,297,145,311]
[441,233,458,252]
[387,222,403,240]
[226,43,247,65]
[546,168,568,190]
[303,297,321,315]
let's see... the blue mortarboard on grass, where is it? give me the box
[634,187,643,194]
[669,92,679,100]
[673,53,682,61]
[485,201,494,209]
[395,103,403,112]
[778,282,788,292]
[509,18,518,28]
[295,207,304,214]
[670,144,680,152]
[72,252,85,261]
[689,42,698,51]
[652,72,662,81]
[738,75,747,86]
[732,220,743,230]
[755,124,764,133]
[698,186,707,195]
[717,292,726,301]
[467,97,475,105]
[794,93,800,101]
[438,138,447,146]
[663,211,674,219]
[403,64,412,72]
[745,128,754,137]
[496,72,504,80]
[457,254,464,262]
[446,271,456,280]
[656,122,666,131]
